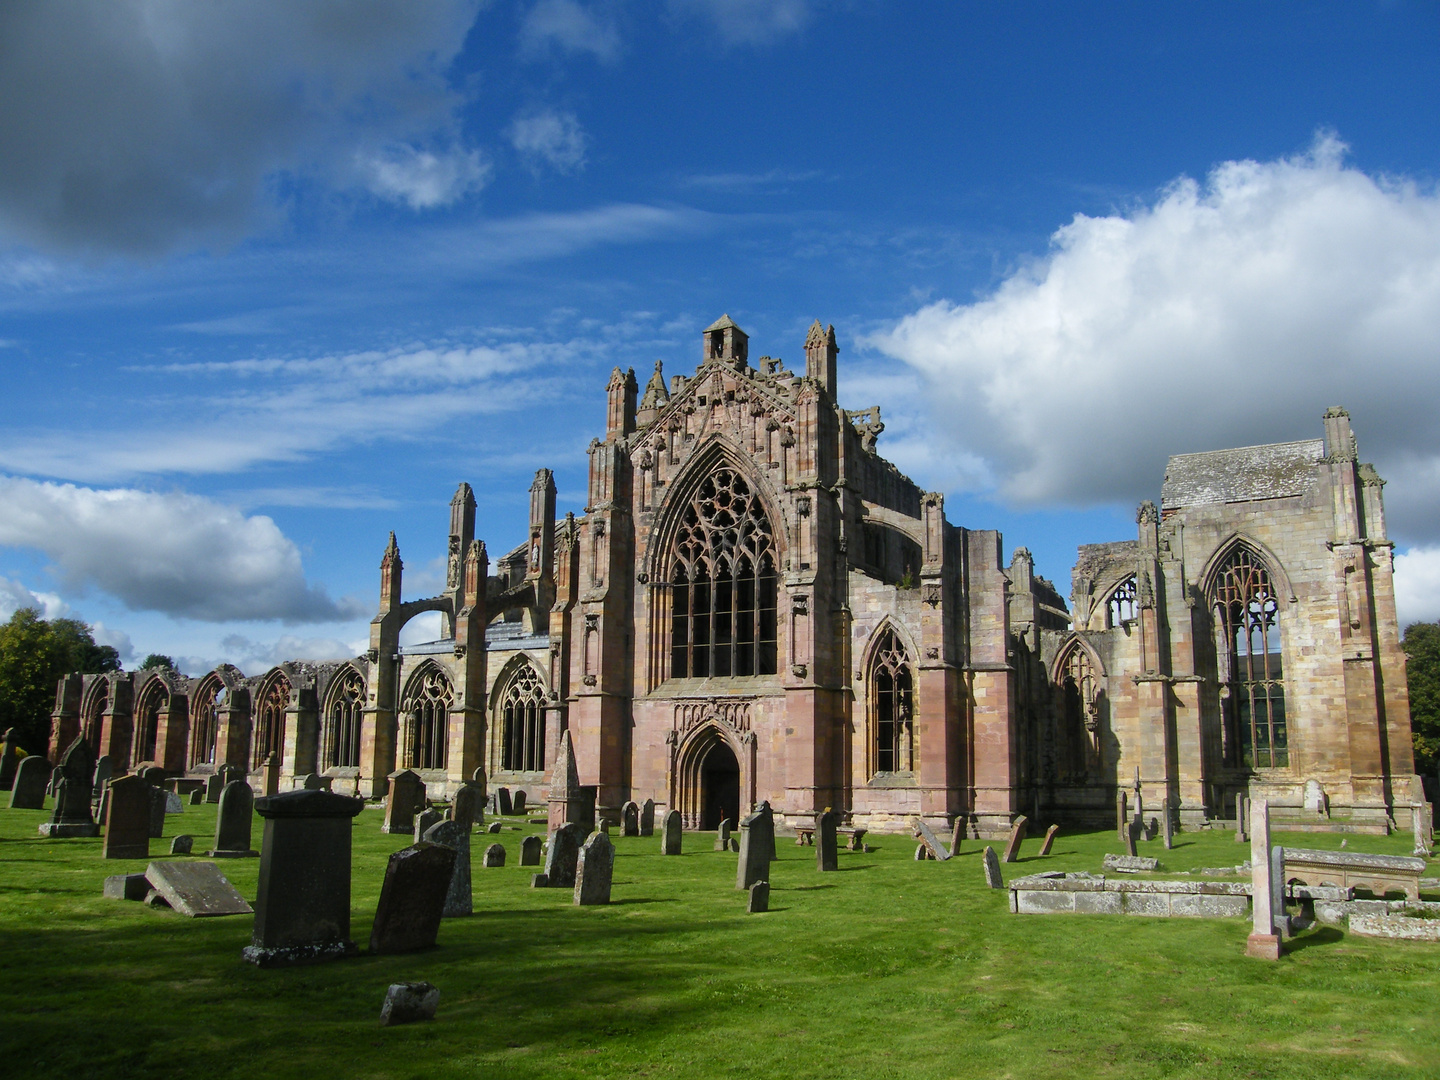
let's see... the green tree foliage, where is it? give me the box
[140,654,176,671]
[1403,621,1440,778]
[0,609,120,757]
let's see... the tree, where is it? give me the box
[0,609,120,757]
[140,654,176,671]
[1404,621,1440,779]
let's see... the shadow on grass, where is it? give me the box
[1283,926,1345,952]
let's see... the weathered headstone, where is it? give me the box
[736,809,772,890]
[1235,793,1249,842]
[145,860,253,916]
[0,728,19,790]
[914,843,930,861]
[1116,790,1128,843]
[369,842,458,955]
[911,817,951,861]
[496,787,513,816]
[382,769,425,835]
[482,842,506,867]
[422,819,472,918]
[261,754,280,796]
[205,773,224,804]
[640,798,655,836]
[485,819,502,834]
[164,790,183,814]
[210,780,258,857]
[1038,824,1059,857]
[512,790,526,814]
[1413,804,1432,858]
[1124,818,1138,857]
[1270,843,1289,939]
[715,817,732,851]
[301,772,327,790]
[102,774,151,859]
[170,834,193,855]
[381,982,439,1027]
[661,809,683,854]
[138,764,166,787]
[982,845,1003,888]
[9,754,49,809]
[1001,815,1028,863]
[244,788,366,966]
[949,818,964,856]
[147,785,166,838]
[450,783,482,829]
[188,788,204,806]
[1162,797,1174,849]
[1303,779,1328,815]
[574,830,615,906]
[521,834,542,865]
[1103,853,1159,873]
[621,800,640,836]
[747,880,770,913]
[547,731,586,831]
[413,808,443,844]
[543,823,581,888]
[40,738,98,836]
[92,755,114,798]
[1246,798,1280,960]
[815,810,838,872]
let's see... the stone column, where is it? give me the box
[1246,798,1280,960]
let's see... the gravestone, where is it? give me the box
[451,783,482,829]
[138,765,166,787]
[513,790,526,814]
[414,808,443,844]
[496,787,513,816]
[915,843,930,861]
[1414,805,1433,858]
[301,773,328,791]
[1247,798,1280,960]
[205,773,224,804]
[547,731,587,832]
[982,845,1003,889]
[715,817,732,852]
[104,872,151,901]
[1103,853,1159,872]
[422,819,472,918]
[164,790,183,814]
[487,820,503,834]
[949,818,965,857]
[640,798,655,837]
[147,785,166,838]
[1162,798,1174,849]
[210,780,258,857]
[189,788,204,806]
[382,770,425,835]
[1116,790,1128,843]
[102,774,151,859]
[911,817,951,861]
[747,880,770,914]
[145,860,252,917]
[9,755,50,809]
[661,809,683,855]
[244,788,366,966]
[92,755,114,798]
[1001,815,1027,863]
[369,842,458,955]
[736,809,772,890]
[40,738,98,836]
[1270,844,1289,939]
[1303,779,1328,815]
[482,843,506,867]
[0,728,19,790]
[574,830,615,906]
[381,982,439,1027]
[621,800,640,836]
[170,834,193,855]
[1124,818,1138,857]
[759,801,777,860]
[542,823,581,888]
[260,754,280,796]
[521,834,542,865]
[815,810,838,872]
[1235,793,1249,842]
[1038,824,1059,857]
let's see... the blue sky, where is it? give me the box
[3,1,1440,673]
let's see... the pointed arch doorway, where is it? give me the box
[672,722,753,830]
[700,739,740,829]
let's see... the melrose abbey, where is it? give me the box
[50,317,1420,838]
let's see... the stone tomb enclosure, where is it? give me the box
[1009,873,1251,918]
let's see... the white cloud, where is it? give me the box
[520,0,621,62]
[667,0,811,45]
[0,0,486,254]
[873,135,1440,544]
[90,622,135,663]
[356,143,491,210]
[0,575,70,620]
[508,109,588,175]
[400,611,445,645]
[211,632,365,674]
[1395,547,1440,629]
[0,476,365,623]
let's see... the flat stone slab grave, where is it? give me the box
[1009,873,1250,918]
[1283,848,1426,901]
[911,818,951,861]
[144,861,253,917]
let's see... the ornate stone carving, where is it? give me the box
[674,699,752,737]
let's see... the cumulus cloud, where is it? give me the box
[667,0,811,45]
[0,0,486,255]
[0,476,366,623]
[0,576,70,621]
[509,109,588,175]
[91,623,136,663]
[873,135,1440,546]
[520,0,620,62]
[1395,548,1440,629]
[211,632,364,674]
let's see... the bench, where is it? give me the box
[1283,848,1426,902]
[794,826,867,851]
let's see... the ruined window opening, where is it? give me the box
[190,680,221,768]
[1106,576,1138,627]
[324,669,365,770]
[402,666,453,771]
[252,674,291,769]
[500,663,547,772]
[1211,548,1287,769]
[82,681,108,755]
[135,681,167,764]
[669,467,777,678]
[1059,645,1097,777]
[870,629,914,774]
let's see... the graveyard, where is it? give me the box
[2,795,1438,1080]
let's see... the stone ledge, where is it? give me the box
[1008,873,1251,918]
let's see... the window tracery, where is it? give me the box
[323,669,365,770]
[1106,575,1138,627]
[1211,547,1287,769]
[190,679,221,767]
[252,674,290,769]
[402,665,453,771]
[1059,644,1098,777]
[500,663,547,772]
[870,629,914,774]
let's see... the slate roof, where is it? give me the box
[1161,439,1324,509]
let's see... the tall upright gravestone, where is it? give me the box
[0,728,20,790]
[422,819,472,918]
[640,799,655,837]
[574,830,615,906]
[815,810,838,872]
[244,788,366,966]
[1246,798,1281,960]
[661,809,683,855]
[496,787,513,816]
[539,822,580,888]
[370,843,457,955]
[512,790,527,814]
[40,738,98,837]
[621,800,640,836]
[210,780,258,857]
[450,783,482,829]
[520,834,543,865]
[382,769,425,835]
[547,731,587,832]
[9,755,50,809]
[1001,815,1028,864]
[736,806,773,890]
[102,774,151,859]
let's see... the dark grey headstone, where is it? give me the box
[496,787,513,816]
[102,774,151,859]
[103,872,150,901]
[574,830,614,905]
[512,790,526,814]
[145,860,253,917]
[1162,798,1175,850]
[211,780,257,857]
[747,880,770,913]
[487,820,502,834]
[640,798,655,836]
[736,810,772,890]
[188,788,204,806]
[92,755,114,795]
[301,773,326,790]
[621,800,640,836]
[39,738,98,836]
[1038,824,1059,857]
[911,818,951,861]
[170,834,194,855]
[205,773,224,804]
[542,823,580,887]
[815,810,838,872]
[9,755,49,809]
[521,835,542,865]
[422,819,472,918]
[758,801,777,860]
[661,809,682,855]
[164,790,183,814]
[1124,818,1138,858]
[369,842,457,955]
[244,788,366,967]
[450,783,482,829]
[413,809,443,844]
[715,817,732,851]
[1116,790,1128,842]
[147,785,166,838]
[382,769,425,835]
[982,845,1003,889]
[1001,815,1028,864]
[482,842,506,867]
[381,981,439,1026]
[0,728,19,790]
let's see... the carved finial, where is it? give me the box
[1136,500,1159,524]
[640,360,670,411]
[382,531,400,562]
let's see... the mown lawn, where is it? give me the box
[1,799,1437,1080]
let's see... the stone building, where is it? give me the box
[50,318,1421,837]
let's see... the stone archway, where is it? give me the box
[671,720,754,830]
[700,739,740,829]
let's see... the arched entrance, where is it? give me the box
[700,739,740,829]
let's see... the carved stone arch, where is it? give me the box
[489,653,550,774]
[398,660,454,772]
[857,615,920,681]
[320,662,367,770]
[1051,634,1106,779]
[1047,633,1108,686]
[1198,533,1296,605]
[133,671,172,765]
[252,667,293,769]
[1095,573,1139,630]
[861,621,918,777]
[79,674,112,757]
[670,719,752,831]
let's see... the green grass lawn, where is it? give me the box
[1,800,1437,1080]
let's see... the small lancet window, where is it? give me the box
[1211,547,1287,769]
[1106,576,1138,627]
[870,629,914,774]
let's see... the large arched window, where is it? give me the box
[1211,547,1287,769]
[499,663,547,772]
[669,467,777,678]
[869,629,914,774]
[82,679,108,755]
[190,677,221,767]
[1058,643,1098,778]
[252,673,291,768]
[1106,575,1138,628]
[134,678,168,764]
[323,668,365,769]
[402,665,453,771]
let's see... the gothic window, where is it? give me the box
[135,680,167,764]
[402,665,453,771]
[323,669,365,770]
[1106,576,1138,627]
[252,674,291,769]
[190,678,221,767]
[1059,645,1097,777]
[82,680,108,754]
[870,629,914,774]
[669,467,777,678]
[500,663,547,772]
[1211,547,1288,769]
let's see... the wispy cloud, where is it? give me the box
[509,108,589,175]
[519,0,622,63]
[679,168,825,192]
